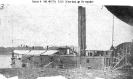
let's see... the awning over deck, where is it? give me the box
[13,50,58,56]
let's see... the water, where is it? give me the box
[113,69,133,79]
[114,75,133,79]
[0,55,12,68]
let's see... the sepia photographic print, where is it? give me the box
[0,3,133,79]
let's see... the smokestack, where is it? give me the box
[78,6,86,56]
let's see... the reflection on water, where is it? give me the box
[0,55,12,68]
[114,75,133,79]
[114,69,133,79]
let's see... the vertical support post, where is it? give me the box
[126,46,127,64]
[104,51,106,69]
[125,46,127,71]
[112,51,114,68]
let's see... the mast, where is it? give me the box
[11,15,15,67]
[110,15,115,50]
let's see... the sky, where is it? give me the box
[0,4,133,50]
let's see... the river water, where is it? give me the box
[0,55,12,68]
[113,69,133,79]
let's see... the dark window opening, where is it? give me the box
[106,52,108,55]
[18,58,21,60]
[86,59,89,63]
[90,53,92,56]
[22,64,26,67]
[101,53,104,56]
